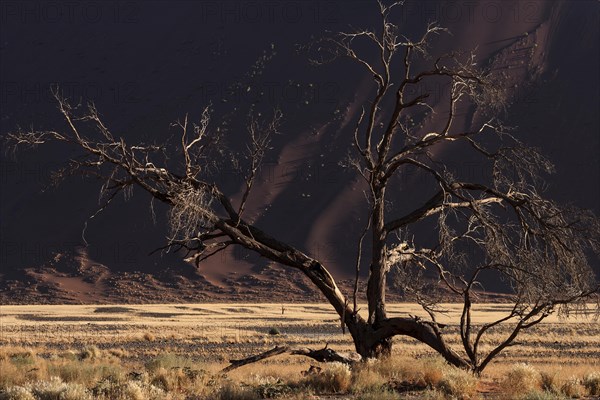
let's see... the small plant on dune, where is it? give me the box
[583,372,600,396]
[267,328,280,336]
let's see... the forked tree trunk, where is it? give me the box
[355,336,393,359]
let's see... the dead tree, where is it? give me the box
[7,1,599,374]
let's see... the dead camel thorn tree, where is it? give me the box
[7,1,599,374]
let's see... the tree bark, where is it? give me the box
[365,184,393,357]
[371,317,471,369]
[222,345,290,373]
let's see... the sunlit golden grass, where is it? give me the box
[0,303,598,399]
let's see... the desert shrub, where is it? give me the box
[100,381,166,400]
[57,383,91,400]
[419,357,447,388]
[150,368,174,392]
[9,352,36,368]
[502,363,541,398]
[149,367,190,392]
[143,332,155,342]
[254,380,294,398]
[121,381,166,400]
[540,370,562,394]
[420,389,447,400]
[560,377,586,398]
[47,361,124,385]
[267,328,280,336]
[215,383,259,400]
[0,361,22,389]
[583,372,600,396]
[26,376,93,400]
[245,375,293,398]
[146,363,208,395]
[27,377,66,400]
[519,391,566,400]
[93,307,133,314]
[145,353,195,373]
[367,356,408,381]
[350,363,388,394]
[0,386,36,400]
[355,388,401,400]
[98,363,126,383]
[302,362,352,394]
[91,378,121,398]
[78,346,101,361]
[107,349,128,358]
[119,381,146,400]
[48,362,95,384]
[0,356,48,390]
[437,367,479,400]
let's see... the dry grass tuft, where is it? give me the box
[539,370,562,395]
[582,371,600,396]
[355,388,401,399]
[79,345,102,361]
[0,386,37,400]
[560,376,586,398]
[437,366,479,400]
[419,357,448,387]
[350,362,388,394]
[501,363,541,398]
[302,361,352,394]
[215,382,259,400]
[143,332,156,342]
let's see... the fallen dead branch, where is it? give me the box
[221,344,358,373]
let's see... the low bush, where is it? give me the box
[502,363,541,399]
[583,372,600,396]
[437,367,479,400]
[302,362,352,393]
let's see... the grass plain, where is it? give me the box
[0,303,599,399]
